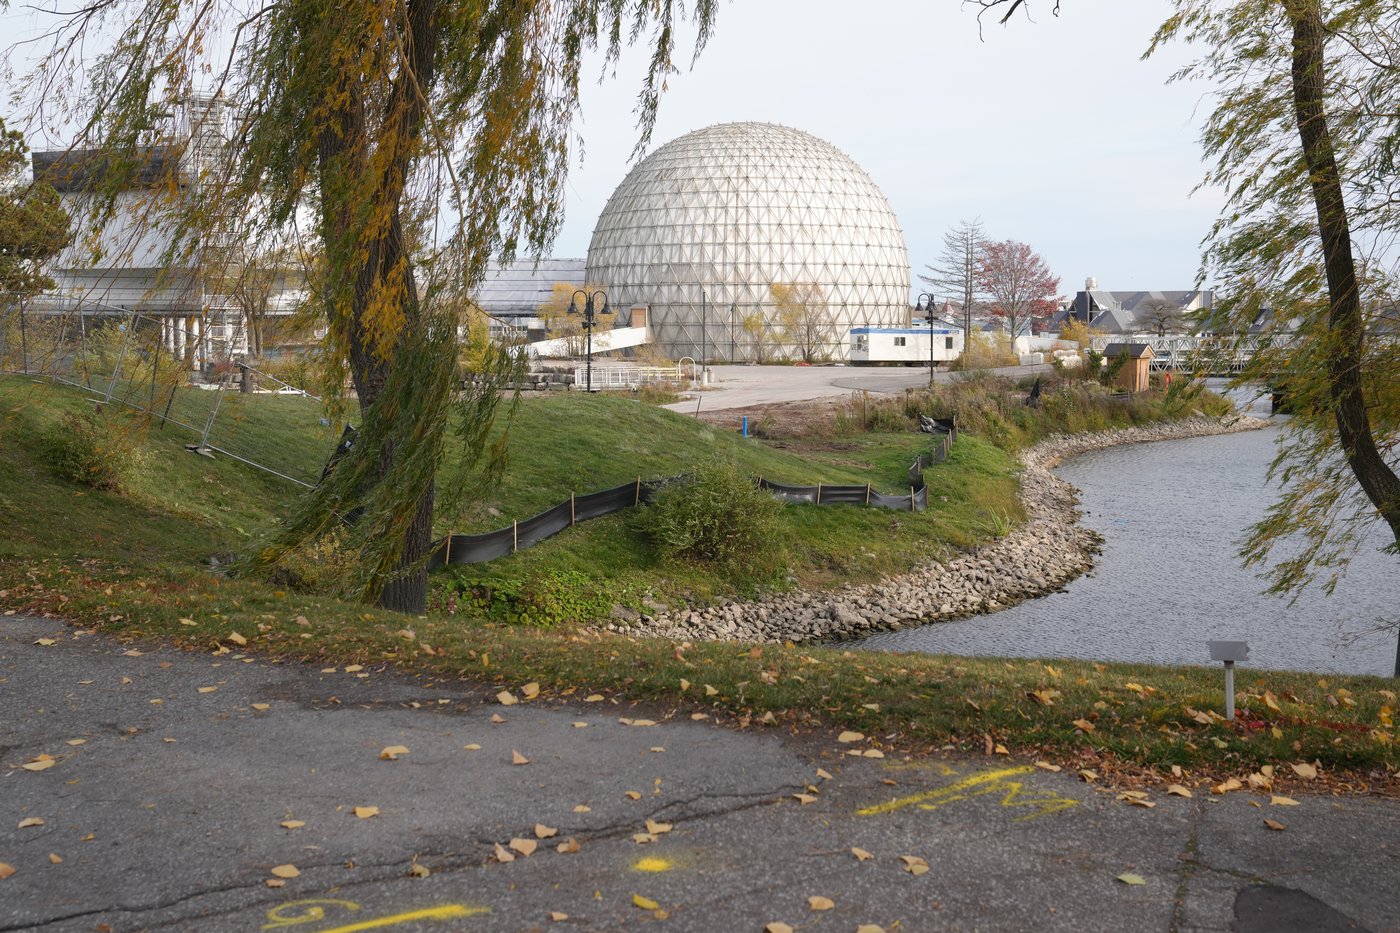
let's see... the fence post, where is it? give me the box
[512,520,518,553]
[445,535,453,565]
[909,486,916,513]
[103,311,137,404]
[817,482,823,505]
[635,476,641,505]
[865,483,871,505]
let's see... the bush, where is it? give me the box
[43,408,146,490]
[634,457,784,573]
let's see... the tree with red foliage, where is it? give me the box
[977,240,1061,338]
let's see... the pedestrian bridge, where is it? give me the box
[1089,333,1292,374]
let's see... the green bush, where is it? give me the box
[42,408,146,490]
[449,568,621,627]
[634,458,784,573]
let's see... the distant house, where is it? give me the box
[1103,342,1154,393]
[471,258,586,339]
[1053,284,1214,335]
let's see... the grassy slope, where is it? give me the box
[2,374,1395,783]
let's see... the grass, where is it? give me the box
[2,372,1396,783]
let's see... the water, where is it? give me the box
[862,417,1399,676]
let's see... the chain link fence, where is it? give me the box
[0,304,335,487]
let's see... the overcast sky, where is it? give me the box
[557,0,1223,297]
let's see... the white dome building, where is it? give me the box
[585,122,909,362]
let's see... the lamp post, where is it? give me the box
[567,288,611,392]
[914,292,938,389]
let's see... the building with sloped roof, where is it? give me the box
[1054,282,1214,334]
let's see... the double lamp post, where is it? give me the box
[914,292,940,389]
[566,288,610,392]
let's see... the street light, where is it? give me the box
[915,292,938,389]
[567,289,611,393]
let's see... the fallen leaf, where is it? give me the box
[632,894,659,911]
[1270,796,1300,807]
[197,686,218,694]
[573,805,591,813]
[837,730,865,743]
[1078,769,1098,782]
[493,843,515,863]
[764,924,794,933]
[690,713,708,721]
[550,911,569,921]
[409,862,430,878]
[679,678,691,692]
[856,926,886,933]
[572,722,589,729]
[899,854,929,876]
[521,682,540,699]
[270,864,300,879]
[496,690,518,706]
[226,632,247,646]
[1034,760,1061,772]
[1291,762,1318,780]
[490,713,505,723]
[265,878,285,888]
[280,820,305,829]
[21,757,55,772]
[817,768,834,780]
[808,896,835,911]
[122,648,142,657]
[512,750,529,766]
[343,665,363,673]
[1264,818,1287,831]
[645,819,672,835]
[18,817,45,829]
[0,863,13,880]
[36,637,58,646]
[792,793,818,805]
[353,806,379,819]
[625,791,642,800]
[632,833,656,845]
[1213,778,1243,794]
[379,745,409,761]
[1166,784,1193,798]
[862,703,880,711]
[994,744,1009,756]
[509,838,537,856]
[1116,872,1147,886]
[48,853,62,864]
[535,824,558,839]
[851,846,874,862]
[1072,718,1096,733]
[556,838,581,854]
[650,746,666,753]
[620,718,657,727]
[250,703,271,712]
[704,684,719,697]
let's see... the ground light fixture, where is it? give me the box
[914,292,937,389]
[567,289,611,392]
[1207,640,1250,720]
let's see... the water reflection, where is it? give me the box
[862,417,1397,675]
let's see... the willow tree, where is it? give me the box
[16,0,717,612]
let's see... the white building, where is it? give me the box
[848,326,963,366]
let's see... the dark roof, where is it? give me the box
[1103,342,1154,359]
[32,148,179,193]
[471,258,586,317]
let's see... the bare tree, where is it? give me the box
[919,219,987,345]
[1136,298,1186,336]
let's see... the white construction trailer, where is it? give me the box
[848,326,963,366]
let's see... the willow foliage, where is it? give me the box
[14,0,718,607]
[1151,1,1400,605]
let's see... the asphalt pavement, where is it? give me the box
[2,613,1395,932]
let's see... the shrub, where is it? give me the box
[634,457,783,573]
[43,408,145,490]
[447,569,621,627]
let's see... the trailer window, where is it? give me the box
[945,336,954,350]
[893,336,906,347]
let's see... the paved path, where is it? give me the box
[2,615,1394,932]
[662,364,1054,415]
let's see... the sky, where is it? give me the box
[555,0,1224,297]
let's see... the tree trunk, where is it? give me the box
[1287,1,1400,674]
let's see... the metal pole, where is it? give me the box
[103,311,137,404]
[586,310,593,393]
[700,289,706,383]
[1224,661,1236,720]
[927,313,935,389]
[19,300,28,374]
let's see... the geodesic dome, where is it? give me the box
[585,122,909,362]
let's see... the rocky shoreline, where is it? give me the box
[608,414,1271,645]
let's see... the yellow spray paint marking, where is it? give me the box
[263,900,361,930]
[262,903,488,933]
[633,856,673,873]
[857,766,1078,822]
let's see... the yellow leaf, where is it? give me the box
[265,878,284,888]
[632,894,660,911]
[808,896,835,911]
[862,703,880,711]
[862,749,885,759]
[512,750,529,766]
[704,684,719,696]
[899,854,929,875]
[1078,769,1098,782]
[851,846,874,861]
[496,690,519,706]
[690,712,709,721]
[178,618,197,627]
[573,805,591,813]
[197,686,218,694]
[18,817,45,829]
[620,718,657,727]
[280,819,306,829]
[535,824,558,839]
[21,758,55,772]
[793,793,818,805]
[584,694,605,702]
[463,743,482,750]
[1116,872,1147,885]
[34,637,57,646]
[490,713,505,723]
[1270,796,1300,807]
[270,864,300,879]
[251,703,270,711]
[1166,784,1193,798]
[0,863,13,880]
[227,632,247,646]
[556,838,581,854]
[765,924,794,933]
[817,768,834,780]
[994,744,1009,756]
[353,806,379,819]
[1271,726,1284,739]
[379,745,408,761]
[1034,760,1061,772]
[493,843,515,863]
[409,862,430,878]
[521,682,540,699]
[856,927,886,933]
[343,665,363,673]
[48,853,62,864]
[509,838,538,857]
[645,819,672,835]
[1263,691,1282,712]
[1291,762,1318,779]
[1264,818,1287,831]
[1072,718,1096,733]
[550,911,569,921]
[679,678,691,691]
[633,833,657,844]
[1213,778,1243,794]
[625,791,642,800]
[837,730,865,743]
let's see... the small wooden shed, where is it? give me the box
[1103,342,1154,393]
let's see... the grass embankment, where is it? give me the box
[1,373,1396,784]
